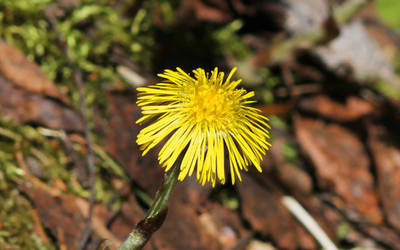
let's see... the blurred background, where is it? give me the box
[1,0,400,249]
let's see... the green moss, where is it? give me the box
[269,115,289,131]
[375,0,400,31]
[336,222,350,240]
[213,20,251,60]
[212,186,240,211]
[0,121,54,249]
[281,141,300,165]
[371,79,400,100]
[0,186,54,250]
[259,69,281,104]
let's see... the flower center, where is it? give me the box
[190,84,234,124]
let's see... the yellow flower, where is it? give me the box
[136,67,271,186]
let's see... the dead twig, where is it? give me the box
[282,196,338,250]
[73,67,97,250]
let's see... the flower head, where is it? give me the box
[136,67,271,186]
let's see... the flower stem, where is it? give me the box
[117,164,180,250]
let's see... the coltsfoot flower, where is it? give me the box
[136,67,271,186]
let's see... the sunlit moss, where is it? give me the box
[0,0,159,114]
